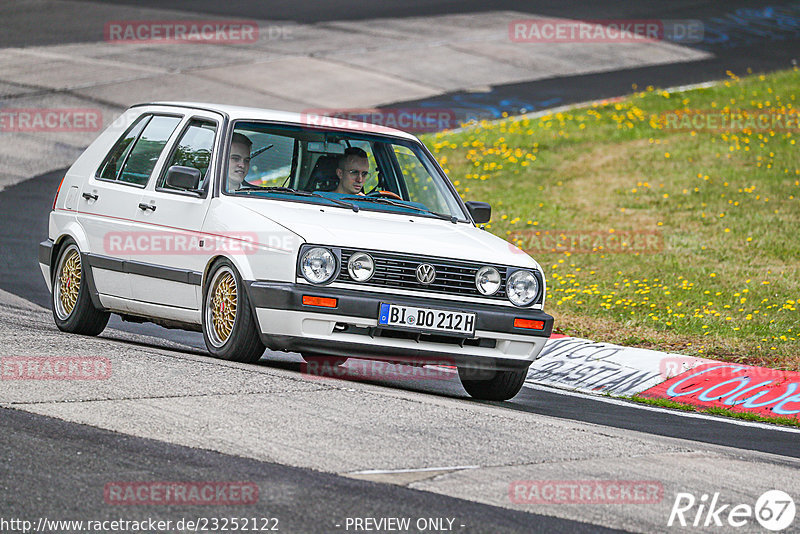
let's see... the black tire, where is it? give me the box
[458,366,528,401]
[51,239,110,336]
[202,259,265,363]
[301,354,348,367]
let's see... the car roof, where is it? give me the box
[134,101,419,141]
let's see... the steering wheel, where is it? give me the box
[366,190,403,201]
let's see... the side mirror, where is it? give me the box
[165,165,202,191]
[465,201,491,224]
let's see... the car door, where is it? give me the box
[127,113,223,317]
[77,112,182,307]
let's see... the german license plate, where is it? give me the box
[378,303,476,336]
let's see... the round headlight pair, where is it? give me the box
[475,267,538,306]
[299,248,375,284]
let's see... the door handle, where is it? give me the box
[138,203,156,212]
[82,192,98,201]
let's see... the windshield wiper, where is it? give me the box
[250,144,274,158]
[236,183,268,191]
[342,195,458,223]
[238,186,359,212]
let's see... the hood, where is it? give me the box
[235,197,539,268]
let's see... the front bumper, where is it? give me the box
[244,281,554,371]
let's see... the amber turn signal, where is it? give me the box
[513,318,545,330]
[302,295,338,308]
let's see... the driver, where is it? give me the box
[334,147,369,196]
[228,132,253,190]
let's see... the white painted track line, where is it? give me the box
[349,465,480,475]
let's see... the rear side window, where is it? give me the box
[157,119,217,191]
[118,116,182,186]
[96,114,181,187]
[96,116,148,181]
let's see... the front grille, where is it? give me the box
[337,248,508,301]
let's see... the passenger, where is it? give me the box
[334,147,370,196]
[228,133,253,190]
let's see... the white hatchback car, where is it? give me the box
[40,102,553,400]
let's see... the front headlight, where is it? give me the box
[300,247,337,284]
[475,266,501,295]
[506,270,539,306]
[347,252,374,282]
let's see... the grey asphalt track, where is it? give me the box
[4,1,798,118]
[2,169,797,459]
[1,407,628,534]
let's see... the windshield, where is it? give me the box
[222,121,467,221]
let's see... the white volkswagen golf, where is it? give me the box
[40,102,553,400]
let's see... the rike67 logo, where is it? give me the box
[668,490,795,531]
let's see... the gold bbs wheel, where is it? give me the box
[54,244,82,320]
[202,260,264,363]
[205,266,238,347]
[51,238,109,336]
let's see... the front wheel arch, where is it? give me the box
[201,257,265,363]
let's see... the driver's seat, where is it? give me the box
[306,155,340,192]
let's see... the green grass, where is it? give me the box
[422,68,800,371]
[630,395,800,427]
[629,395,697,412]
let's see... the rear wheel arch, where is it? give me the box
[51,237,109,335]
[51,228,90,282]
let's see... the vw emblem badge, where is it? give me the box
[416,263,436,284]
